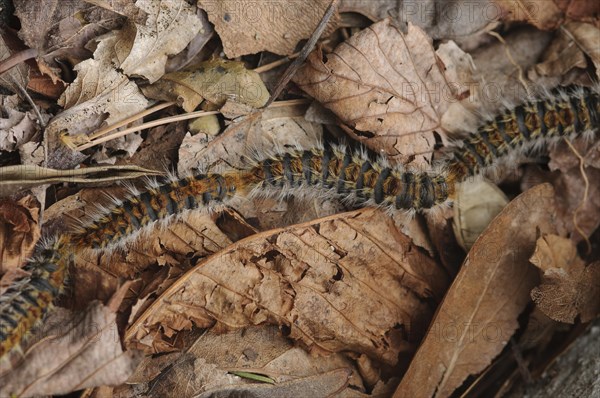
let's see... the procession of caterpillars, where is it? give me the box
[1,84,599,362]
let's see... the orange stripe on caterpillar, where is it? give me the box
[0,236,71,359]
[447,85,600,182]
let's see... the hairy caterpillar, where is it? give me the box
[1,84,598,361]
[0,237,70,359]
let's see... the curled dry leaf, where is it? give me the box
[0,95,38,152]
[293,20,458,165]
[0,300,142,397]
[530,234,600,323]
[116,0,203,83]
[0,196,40,274]
[198,0,339,58]
[127,208,450,366]
[394,184,557,398]
[142,59,270,113]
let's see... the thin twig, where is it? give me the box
[11,77,45,127]
[563,138,591,254]
[88,101,176,140]
[488,31,531,96]
[74,99,310,151]
[0,48,38,74]
[253,52,300,74]
[263,0,339,108]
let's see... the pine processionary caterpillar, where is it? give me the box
[1,84,598,360]
[0,236,70,358]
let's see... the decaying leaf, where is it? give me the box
[293,20,459,165]
[0,300,142,397]
[14,0,124,65]
[141,59,270,112]
[0,196,40,274]
[114,0,203,83]
[394,184,557,398]
[198,0,339,58]
[127,209,449,365]
[530,234,600,323]
[562,21,600,79]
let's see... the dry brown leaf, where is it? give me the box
[198,0,339,58]
[494,0,564,30]
[14,0,123,65]
[548,139,600,241]
[0,301,142,397]
[127,208,449,366]
[0,196,40,274]
[113,0,203,83]
[530,235,600,323]
[562,22,600,79]
[141,59,270,112]
[0,37,29,94]
[394,183,557,398]
[293,20,457,166]
[531,24,588,79]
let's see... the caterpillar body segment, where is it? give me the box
[249,145,452,212]
[0,236,71,358]
[447,85,600,181]
[69,173,246,251]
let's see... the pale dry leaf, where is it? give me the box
[45,33,149,168]
[127,208,449,365]
[198,0,339,58]
[194,368,352,398]
[117,0,203,83]
[0,95,38,152]
[119,326,366,397]
[530,235,600,323]
[0,195,40,274]
[394,183,558,398]
[0,301,142,397]
[141,59,270,112]
[452,179,509,251]
[293,20,457,166]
